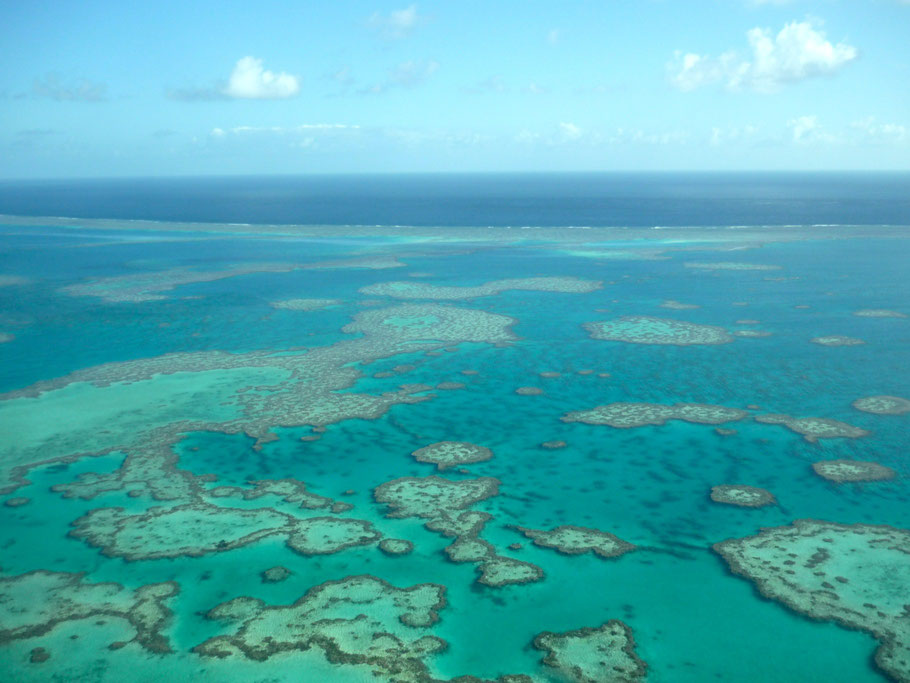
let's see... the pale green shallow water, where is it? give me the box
[0,221,908,681]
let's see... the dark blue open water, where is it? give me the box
[0,172,908,227]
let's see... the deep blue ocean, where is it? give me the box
[1,172,909,227]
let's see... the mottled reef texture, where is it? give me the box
[811,459,896,483]
[269,297,343,311]
[411,441,494,471]
[584,316,734,345]
[714,520,910,682]
[684,262,781,271]
[853,309,907,319]
[754,414,870,443]
[509,525,636,559]
[70,503,382,561]
[562,402,747,429]
[360,276,602,300]
[810,335,866,347]
[709,485,776,508]
[852,396,910,416]
[374,476,543,587]
[0,302,518,496]
[0,570,177,654]
[533,620,647,682]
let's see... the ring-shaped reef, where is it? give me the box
[714,519,910,682]
[584,316,734,345]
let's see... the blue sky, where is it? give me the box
[1,0,908,177]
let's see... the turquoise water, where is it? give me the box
[0,217,908,682]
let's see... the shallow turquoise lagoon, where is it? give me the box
[0,220,908,682]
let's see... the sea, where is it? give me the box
[0,173,908,682]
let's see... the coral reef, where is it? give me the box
[379,538,415,556]
[510,525,635,559]
[811,460,896,483]
[754,414,869,442]
[261,566,291,583]
[0,570,177,654]
[684,262,781,271]
[660,300,699,310]
[810,336,866,346]
[709,485,776,508]
[854,309,907,319]
[533,620,647,682]
[270,298,343,311]
[194,575,448,678]
[374,477,542,587]
[585,316,733,345]
[360,277,602,300]
[852,396,910,415]
[70,503,381,560]
[411,442,494,471]
[714,520,910,681]
[562,402,747,429]
[61,263,305,303]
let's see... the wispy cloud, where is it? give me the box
[33,74,106,102]
[787,115,839,144]
[368,4,423,40]
[669,20,857,92]
[851,117,908,143]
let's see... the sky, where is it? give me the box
[1,0,908,178]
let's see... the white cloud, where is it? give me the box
[670,20,857,92]
[222,57,300,99]
[368,4,422,40]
